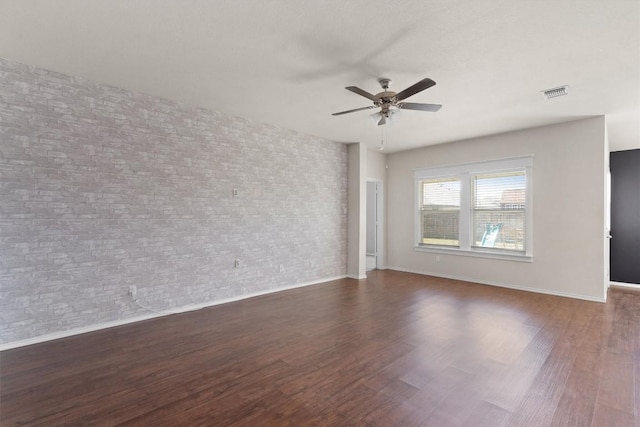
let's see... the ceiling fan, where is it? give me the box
[332,77,442,125]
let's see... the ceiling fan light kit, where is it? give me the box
[371,107,400,126]
[332,77,442,125]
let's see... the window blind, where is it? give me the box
[420,177,461,247]
[472,170,526,251]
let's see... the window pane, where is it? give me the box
[473,211,525,250]
[472,171,526,251]
[420,178,460,246]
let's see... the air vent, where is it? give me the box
[542,85,569,99]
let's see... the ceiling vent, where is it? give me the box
[542,85,569,99]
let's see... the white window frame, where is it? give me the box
[414,156,533,262]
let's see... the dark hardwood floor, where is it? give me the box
[1,270,639,426]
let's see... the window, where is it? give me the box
[420,177,460,247]
[472,171,526,251]
[415,157,532,260]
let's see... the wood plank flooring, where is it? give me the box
[1,270,639,426]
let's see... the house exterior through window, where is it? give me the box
[415,156,533,261]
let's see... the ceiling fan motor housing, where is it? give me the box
[374,91,397,106]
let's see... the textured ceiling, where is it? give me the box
[1,0,638,152]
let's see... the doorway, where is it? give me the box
[366,180,383,271]
[610,149,640,285]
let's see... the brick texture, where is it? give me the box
[0,58,348,344]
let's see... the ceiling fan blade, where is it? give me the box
[394,78,436,101]
[345,86,376,101]
[332,105,376,116]
[398,102,442,112]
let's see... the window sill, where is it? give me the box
[414,245,532,262]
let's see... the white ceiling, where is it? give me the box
[1,0,638,153]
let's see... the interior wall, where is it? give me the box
[366,148,386,181]
[0,58,348,344]
[386,117,607,301]
[347,143,366,279]
[604,124,610,286]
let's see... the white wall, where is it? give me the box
[604,120,611,287]
[347,143,366,279]
[366,148,387,181]
[386,117,607,301]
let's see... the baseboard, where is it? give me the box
[0,275,347,352]
[610,281,640,289]
[387,266,607,303]
[346,274,367,280]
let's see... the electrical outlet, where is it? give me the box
[234,259,240,268]
[232,188,239,197]
[129,285,137,298]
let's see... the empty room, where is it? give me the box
[1,1,639,426]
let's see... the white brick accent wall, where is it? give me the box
[0,58,348,344]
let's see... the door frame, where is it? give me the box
[366,179,384,270]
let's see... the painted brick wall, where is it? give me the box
[0,58,348,344]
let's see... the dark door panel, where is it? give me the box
[610,149,640,284]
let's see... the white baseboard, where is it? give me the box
[346,274,367,280]
[387,266,607,303]
[610,281,640,289]
[0,275,347,352]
